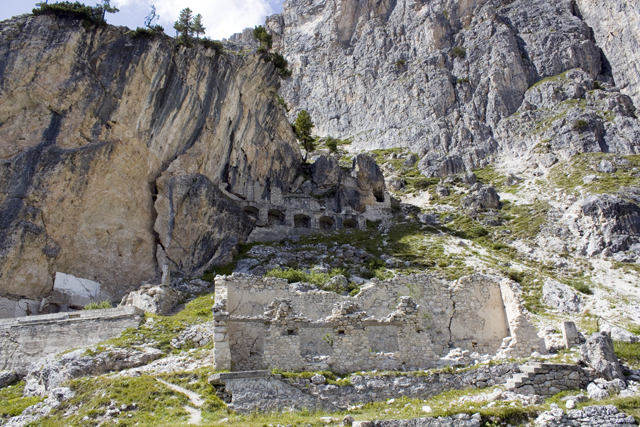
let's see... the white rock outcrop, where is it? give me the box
[120,285,183,316]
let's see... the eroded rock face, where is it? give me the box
[0,14,301,300]
[575,0,640,107]
[497,69,640,169]
[154,174,253,275]
[270,0,602,174]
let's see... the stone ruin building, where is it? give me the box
[218,153,392,243]
[212,273,546,373]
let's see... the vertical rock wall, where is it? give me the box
[0,14,302,300]
[575,0,640,107]
[271,0,602,175]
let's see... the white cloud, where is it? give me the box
[113,0,272,39]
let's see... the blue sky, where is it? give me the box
[0,0,284,39]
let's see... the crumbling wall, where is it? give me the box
[213,273,545,373]
[450,275,511,355]
[212,363,521,413]
[0,307,143,375]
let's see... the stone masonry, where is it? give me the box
[209,363,520,413]
[212,273,545,373]
[0,307,143,375]
[505,363,594,396]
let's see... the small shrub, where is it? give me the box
[570,281,592,295]
[128,26,163,38]
[594,80,605,90]
[253,25,272,52]
[456,77,470,85]
[33,1,106,25]
[450,46,466,59]
[84,300,113,310]
[270,52,292,79]
[395,59,406,68]
[573,119,589,132]
[200,38,224,54]
[276,95,290,112]
[325,136,339,153]
[443,9,449,19]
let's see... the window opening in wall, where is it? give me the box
[286,329,297,336]
[343,218,358,229]
[319,216,335,231]
[294,214,311,228]
[268,209,285,226]
[243,206,259,223]
[337,330,345,335]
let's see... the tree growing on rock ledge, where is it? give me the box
[33,1,119,25]
[174,7,194,45]
[252,25,292,79]
[293,110,315,159]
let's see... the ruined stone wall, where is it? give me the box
[213,273,545,373]
[0,307,143,375]
[211,363,520,413]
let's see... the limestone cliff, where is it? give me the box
[575,0,640,107]
[0,14,302,300]
[270,0,640,176]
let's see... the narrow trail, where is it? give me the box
[156,378,204,425]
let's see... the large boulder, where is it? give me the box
[579,332,625,381]
[462,185,501,211]
[311,155,341,189]
[601,324,639,343]
[120,285,183,316]
[542,280,582,313]
[0,370,18,389]
[351,154,386,200]
[49,272,101,309]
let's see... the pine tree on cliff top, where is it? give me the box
[193,14,205,40]
[174,7,194,44]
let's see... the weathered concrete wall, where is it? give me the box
[212,273,545,373]
[0,307,143,375]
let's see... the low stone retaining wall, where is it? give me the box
[0,307,143,374]
[209,364,520,413]
[361,414,480,427]
[535,405,638,426]
[505,363,594,396]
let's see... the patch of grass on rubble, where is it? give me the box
[102,293,215,353]
[36,375,193,427]
[158,367,227,417]
[614,341,640,369]
[0,382,43,418]
[264,267,360,295]
[547,154,640,195]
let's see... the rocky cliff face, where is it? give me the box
[270,0,640,176]
[575,0,640,107]
[0,14,301,300]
